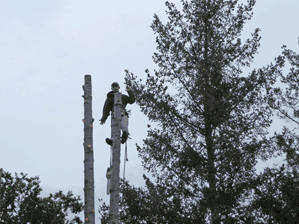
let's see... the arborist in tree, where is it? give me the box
[100,82,135,146]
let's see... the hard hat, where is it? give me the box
[111,82,119,87]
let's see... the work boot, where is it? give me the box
[121,131,128,144]
[105,138,113,146]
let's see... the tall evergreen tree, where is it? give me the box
[99,0,287,223]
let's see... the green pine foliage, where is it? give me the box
[242,43,299,223]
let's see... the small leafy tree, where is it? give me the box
[0,168,84,224]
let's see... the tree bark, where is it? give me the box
[83,74,95,224]
[109,92,122,224]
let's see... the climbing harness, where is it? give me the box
[120,109,131,117]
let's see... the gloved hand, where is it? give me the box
[100,119,105,125]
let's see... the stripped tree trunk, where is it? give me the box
[82,74,95,224]
[109,92,122,224]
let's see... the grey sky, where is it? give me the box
[1,0,298,223]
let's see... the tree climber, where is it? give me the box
[100,82,135,146]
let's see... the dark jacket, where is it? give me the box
[100,90,135,123]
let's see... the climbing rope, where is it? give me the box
[110,145,112,167]
[123,141,128,180]
[122,109,130,181]
[106,145,113,195]
[120,141,128,206]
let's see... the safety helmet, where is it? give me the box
[111,82,119,87]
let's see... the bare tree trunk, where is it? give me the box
[109,92,122,224]
[82,74,95,224]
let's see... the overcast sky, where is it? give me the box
[1,0,298,223]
